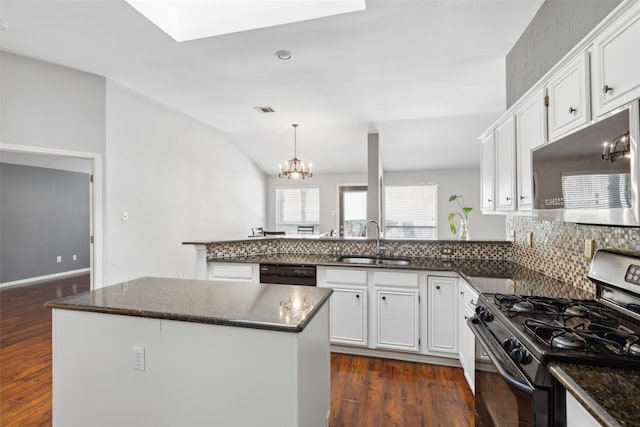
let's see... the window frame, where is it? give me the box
[275,186,320,231]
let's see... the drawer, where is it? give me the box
[372,271,419,288]
[325,268,368,285]
[210,262,254,280]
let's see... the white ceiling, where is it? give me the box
[0,0,543,174]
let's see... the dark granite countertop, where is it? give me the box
[209,254,594,300]
[550,362,640,427]
[45,277,332,333]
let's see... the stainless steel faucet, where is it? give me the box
[366,219,385,256]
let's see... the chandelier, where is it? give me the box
[278,124,313,179]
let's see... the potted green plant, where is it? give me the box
[448,194,472,240]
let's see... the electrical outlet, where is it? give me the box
[133,346,145,370]
[56,256,62,263]
[527,232,533,247]
[584,239,595,259]
[440,247,453,255]
[72,254,77,261]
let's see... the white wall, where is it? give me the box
[385,169,505,240]
[105,82,266,284]
[266,167,505,240]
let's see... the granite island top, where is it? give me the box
[549,362,640,427]
[45,276,332,333]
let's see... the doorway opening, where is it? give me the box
[338,185,367,237]
[0,143,102,289]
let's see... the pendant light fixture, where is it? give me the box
[278,124,313,179]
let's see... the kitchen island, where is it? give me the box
[45,277,332,427]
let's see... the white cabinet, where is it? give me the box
[592,3,640,117]
[515,89,547,210]
[318,267,369,347]
[547,52,591,140]
[328,286,368,346]
[480,133,495,211]
[375,288,419,352]
[566,392,601,427]
[208,262,258,282]
[494,115,517,211]
[458,281,478,393]
[426,276,458,355]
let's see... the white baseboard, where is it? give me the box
[330,345,462,368]
[1,268,90,289]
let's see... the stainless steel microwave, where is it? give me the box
[532,101,640,226]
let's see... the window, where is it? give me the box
[276,187,320,232]
[384,185,437,240]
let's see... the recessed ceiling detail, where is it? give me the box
[124,0,366,42]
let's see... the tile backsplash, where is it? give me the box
[204,217,640,293]
[507,216,640,292]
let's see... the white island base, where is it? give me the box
[51,305,330,427]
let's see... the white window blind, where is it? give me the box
[384,185,437,240]
[276,187,320,230]
[561,173,631,209]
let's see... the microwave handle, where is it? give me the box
[467,317,535,396]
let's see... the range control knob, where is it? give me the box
[475,306,494,322]
[510,347,533,365]
[502,337,519,351]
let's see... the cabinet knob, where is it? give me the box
[471,299,476,305]
[506,197,511,201]
[436,285,441,290]
[603,85,613,94]
[568,107,577,114]
[356,294,360,299]
[464,316,469,320]
[382,296,386,300]
[460,291,464,295]
[519,195,526,200]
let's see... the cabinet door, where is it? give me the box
[329,286,367,346]
[208,262,256,282]
[376,288,419,352]
[547,52,590,141]
[515,89,547,210]
[480,133,495,211]
[592,5,640,117]
[427,276,458,354]
[495,115,516,211]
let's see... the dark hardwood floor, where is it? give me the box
[0,275,474,426]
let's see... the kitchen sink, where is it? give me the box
[336,255,411,266]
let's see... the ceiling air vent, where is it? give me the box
[253,106,275,113]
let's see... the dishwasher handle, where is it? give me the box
[467,316,535,396]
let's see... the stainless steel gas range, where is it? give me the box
[468,249,640,426]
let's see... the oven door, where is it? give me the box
[468,317,539,426]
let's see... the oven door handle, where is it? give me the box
[467,316,535,396]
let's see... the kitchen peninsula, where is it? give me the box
[45,277,332,427]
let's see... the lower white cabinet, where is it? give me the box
[328,286,368,346]
[458,281,479,393]
[375,288,419,352]
[427,276,458,355]
[208,262,258,282]
[566,392,600,427]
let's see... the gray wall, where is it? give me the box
[1,163,90,283]
[506,0,621,108]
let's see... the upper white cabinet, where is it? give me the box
[480,133,495,212]
[547,52,591,141]
[592,3,640,117]
[515,89,547,210]
[494,115,517,211]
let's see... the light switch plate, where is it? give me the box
[133,346,145,370]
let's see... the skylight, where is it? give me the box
[124,0,366,42]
